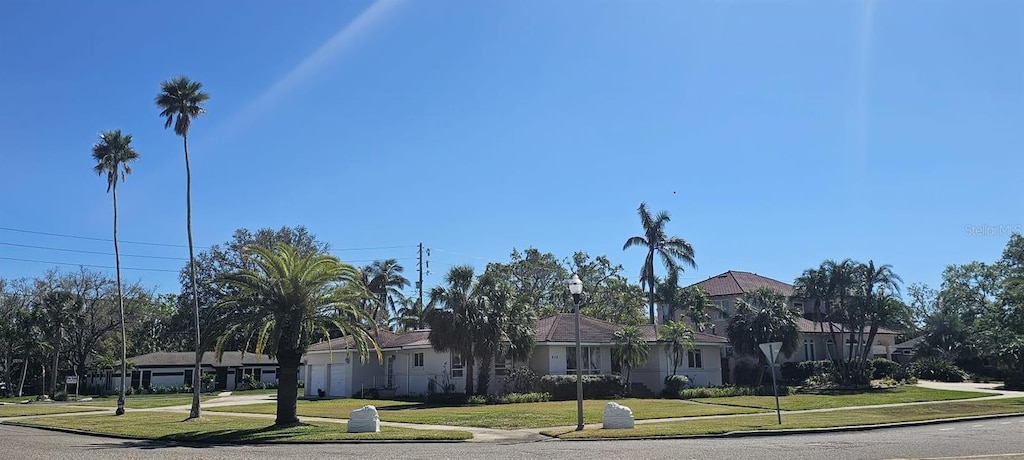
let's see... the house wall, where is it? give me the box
[87,364,280,393]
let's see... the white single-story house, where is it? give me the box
[302,313,728,398]
[86,351,289,392]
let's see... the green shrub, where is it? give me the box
[911,357,968,382]
[676,385,794,399]
[662,375,691,397]
[504,367,539,393]
[731,361,761,386]
[52,391,68,402]
[242,374,259,390]
[466,395,488,405]
[1001,372,1024,390]
[830,360,874,386]
[782,360,834,384]
[538,375,626,400]
[892,364,917,384]
[871,358,900,379]
[488,392,550,404]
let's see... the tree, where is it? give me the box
[622,202,696,324]
[215,243,380,426]
[156,75,209,419]
[656,270,716,331]
[488,248,571,317]
[660,320,695,375]
[726,286,799,384]
[364,259,410,328]
[612,325,649,387]
[394,297,434,331]
[471,268,536,395]
[853,260,904,361]
[91,129,139,414]
[36,290,77,397]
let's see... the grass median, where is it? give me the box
[209,398,761,429]
[0,403,106,418]
[9,411,472,442]
[691,386,988,411]
[72,394,219,409]
[544,397,1024,439]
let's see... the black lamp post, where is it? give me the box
[568,273,584,431]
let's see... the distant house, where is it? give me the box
[86,351,290,392]
[682,270,899,370]
[302,314,728,398]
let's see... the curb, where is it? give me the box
[549,412,1024,441]
[0,421,472,445]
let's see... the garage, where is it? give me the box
[328,363,349,397]
[307,365,327,397]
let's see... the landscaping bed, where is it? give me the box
[691,385,986,411]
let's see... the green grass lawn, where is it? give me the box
[0,403,106,418]
[209,398,761,429]
[73,394,218,409]
[692,386,988,411]
[544,397,1024,439]
[9,411,472,442]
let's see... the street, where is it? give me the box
[2,416,1023,460]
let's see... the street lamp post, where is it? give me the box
[568,273,585,431]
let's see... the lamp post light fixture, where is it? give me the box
[568,273,585,431]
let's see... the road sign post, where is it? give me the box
[759,342,783,425]
[65,375,79,401]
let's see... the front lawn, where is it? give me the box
[9,411,472,442]
[545,397,1024,439]
[209,398,761,429]
[0,404,106,418]
[74,394,218,409]
[691,386,987,411]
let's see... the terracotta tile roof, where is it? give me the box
[688,270,795,297]
[128,351,281,367]
[795,318,898,335]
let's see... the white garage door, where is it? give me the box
[328,363,348,397]
[308,365,327,396]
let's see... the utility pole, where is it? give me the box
[417,243,424,307]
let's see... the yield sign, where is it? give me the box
[759,342,783,363]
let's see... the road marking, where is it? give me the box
[888,453,1024,459]
[970,424,985,428]
[1001,422,1012,425]
[939,428,955,431]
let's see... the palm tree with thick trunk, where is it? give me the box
[612,325,649,388]
[156,76,209,419]
[726,286,799,385]
[91,130,139,415]
[623,202,696,324]
[215,243,380,426]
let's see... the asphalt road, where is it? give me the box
[2,417,1023,460]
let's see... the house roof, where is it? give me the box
[895,336,924,349]
[795,318,898,335]
[688,270,795,297]
[535,314,729,345]
[128,351,281,368]
[306,330,403,353]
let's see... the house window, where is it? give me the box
[413,353,424,367]
[451,353,464,378]
[803,340,815,361]
[687,349,703,369]
[253,368,262,382]
[793,302,804,313]
[566,346,601,375]
[826,340,837,359]
[142,370,152,389]
[715,300,729,320]
[494,346,512,376]
[130,370,141,389]
[387,355,396,388]
[184,369,193,386]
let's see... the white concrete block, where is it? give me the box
[348,404,380,433]
[602,401,635,429]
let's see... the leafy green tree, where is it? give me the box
[656,270,716,331]
[156,75,209,419]
[394,297,434,331]
[91,129,138,413]
[660,320,695,375]
[612,325,649,387]
[726,287,799,384]
[215,243,379,426]
[623,202,696,324]
[36,290,78,397]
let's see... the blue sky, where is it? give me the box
[1,0,1021,296]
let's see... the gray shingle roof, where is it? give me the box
[128,351,281,367]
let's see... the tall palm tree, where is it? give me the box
[659,320,695,375]
[365,259,410,327]
[726,286,799,385]
[156,76,209,419]
[426,266,478,394]
[91,130,139,415]
[855,260,903,361]
[214,243,380,426]
[623,202,696,324]
[612,325,650,387]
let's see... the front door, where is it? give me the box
[215,368,228,390]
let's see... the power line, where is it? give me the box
[0,241,188,261]
[0,256,181,273]
[0,226,202,249]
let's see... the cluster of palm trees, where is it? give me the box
[91,76,209,417]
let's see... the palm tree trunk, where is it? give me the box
[275,350,301,426]
[113,184,127,415]
[51,346,60,398]
[647,257,656,324]
[464,352,475,395]
[476,354,492,396]
[183,134,203,420]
